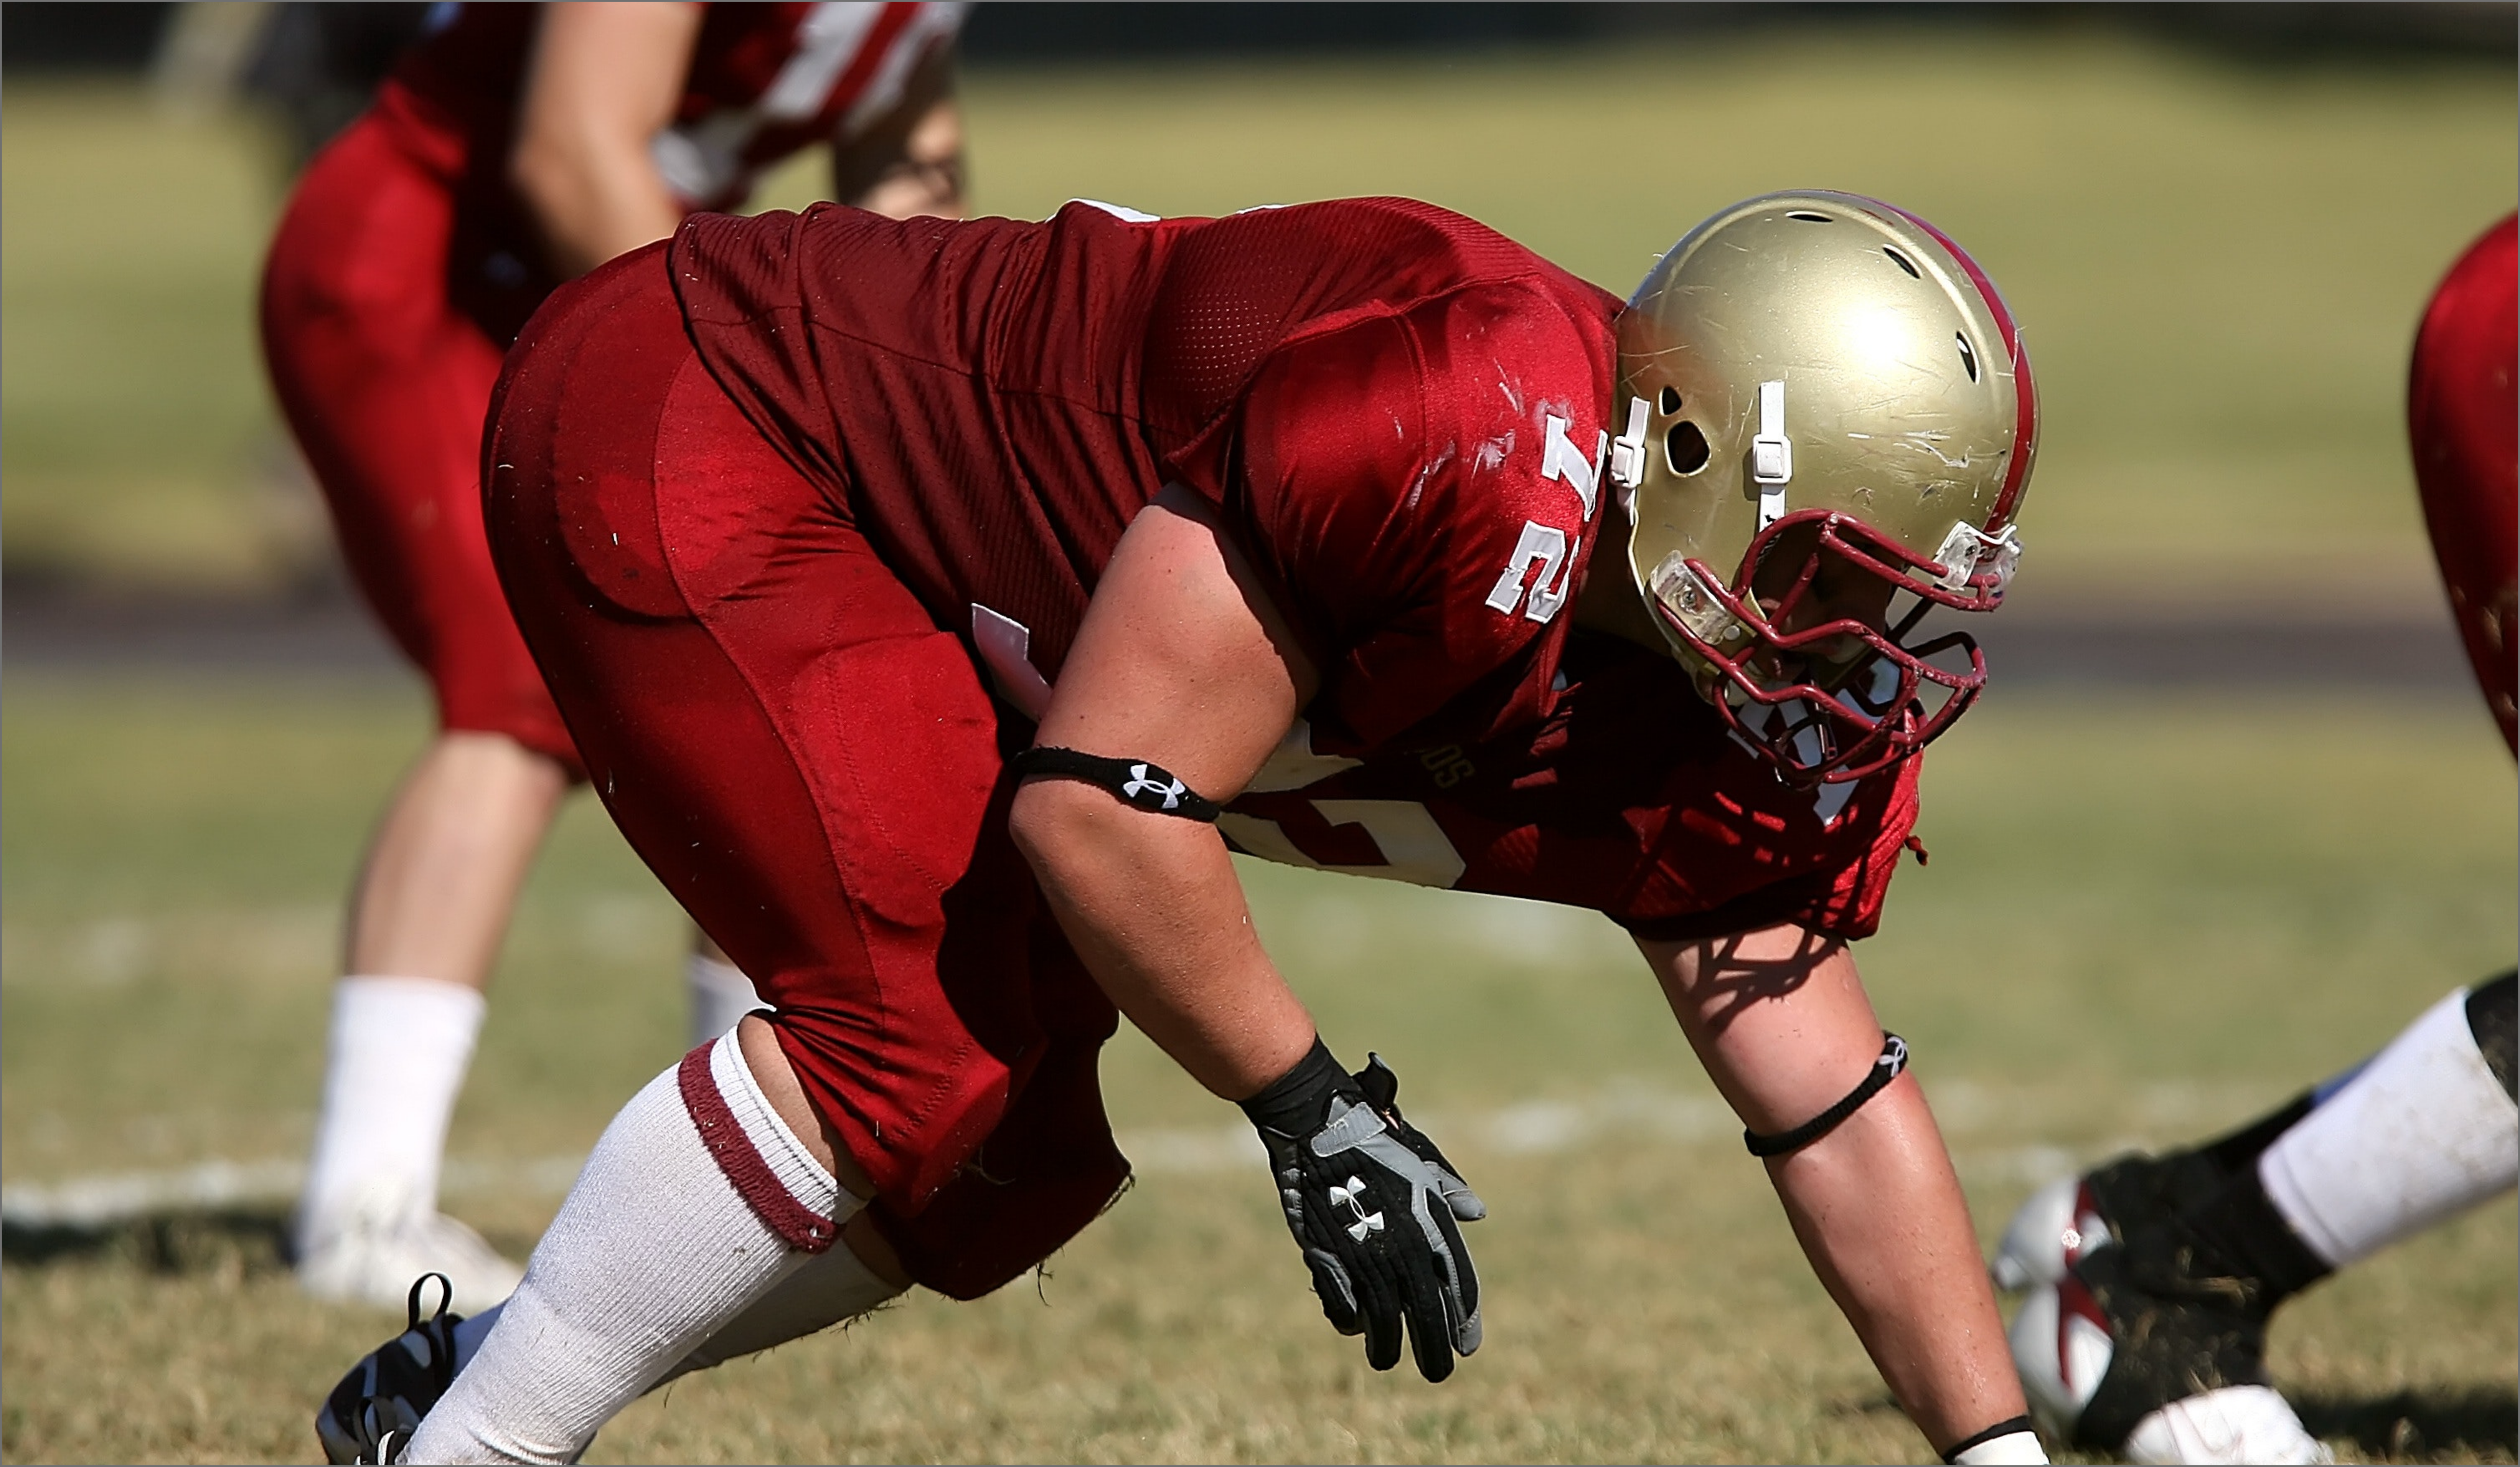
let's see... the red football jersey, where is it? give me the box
[669,197,1923,938]
[390,1,963,206]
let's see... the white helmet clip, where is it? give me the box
[1750,379,1793,529]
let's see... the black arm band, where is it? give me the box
[1743,1033,1909,1158]
[1238,1037,1347,1135]
[1940,1414,2036,1464]
[1009,746,1222,822]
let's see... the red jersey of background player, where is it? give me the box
[377,0,963,340]
[2408,213,2517,754]
[668,196,1923,942]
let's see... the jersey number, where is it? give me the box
[1219,801,1468,889]
[1486,521,1578,623]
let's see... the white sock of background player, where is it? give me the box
[686,949,770,1048]
[298,976,485,1254]
[2259,981,2519,1269]
[410,1030,859,1464]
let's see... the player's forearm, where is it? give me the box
[512,0,700,277]
[1768,1079,2028,1453]
[511,139,686,277]
[838,95,965,221]
[1010,779,1316,1100]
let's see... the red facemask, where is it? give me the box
[1648,508,2015,785]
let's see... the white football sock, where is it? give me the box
[297,976,485,1251]
[452,1240,901,1383]
[2259,986,2520,1269]
[686,951,770,1048]
[408,1031,856,1465]
[658,1236,904,1384]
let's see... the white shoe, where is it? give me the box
[2125,1386,2334,1466]
[298,1212,523,1316]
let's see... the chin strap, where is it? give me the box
[1750,378,1793,529]
[1743,1033,1908,1158]
[1607,395,1651,514]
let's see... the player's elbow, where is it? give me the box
[1007,775,1101,880]
[506,129,579,225]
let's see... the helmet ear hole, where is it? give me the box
[1658,385,1682,415]
[1664,421,1711,475]
[1955,333,1979,382]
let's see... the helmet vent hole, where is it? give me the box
[1786,211,1833,223]
[1658,386,1682,415]
[1664,421,1711,475]
[1883,246,1920,279]
[1955,333,1979,382]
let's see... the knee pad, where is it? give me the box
[871,1039,1128,1300]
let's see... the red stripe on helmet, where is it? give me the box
[1872,200,2039,529]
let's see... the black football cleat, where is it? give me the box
[315,1272,463,1465]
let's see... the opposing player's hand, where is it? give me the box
[1241,1041,1485,1381]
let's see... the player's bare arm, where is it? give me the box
[1009,484,1320,1099]
[832,40,965,220]
[510,0,701,276]
[1644,925,2030,1457]
[1011,486,1487,1383]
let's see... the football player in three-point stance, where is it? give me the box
[318,191,2049,1466]
[1994,214,2519,1467]
[260,0,965,1315]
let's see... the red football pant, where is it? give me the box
[482,246,1128,1299]
[260,106,577,766]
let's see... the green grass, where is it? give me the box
[3,676,2510,1463]
[5,33,2514,596]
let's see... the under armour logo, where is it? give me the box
[1122,763,1187,810]
[1327,1175,1384,1242]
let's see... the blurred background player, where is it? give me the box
[1994,213,2518,1466]
[258,0,969,1313]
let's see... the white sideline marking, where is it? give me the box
[5,1076,2259,1231]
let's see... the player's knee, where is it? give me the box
[2465,971,2516,1102]
[681,1025,863,1255]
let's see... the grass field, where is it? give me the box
[3,19,2516,1467]
[3,675,2513,1464]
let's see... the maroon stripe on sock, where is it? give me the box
[677,1046,837,1253]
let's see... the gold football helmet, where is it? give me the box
[1609,190,2038,784]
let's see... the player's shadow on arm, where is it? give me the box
[1689,926,1834,1036]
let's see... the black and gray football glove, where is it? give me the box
[1240,1040,1485,1382]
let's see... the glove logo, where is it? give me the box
[1122,763,1188,810]
[1327,1176,1385,1242]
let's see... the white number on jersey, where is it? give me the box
[1219,800,1468,889]
[1485,520,1578,623]
[1539,413,1608,521]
